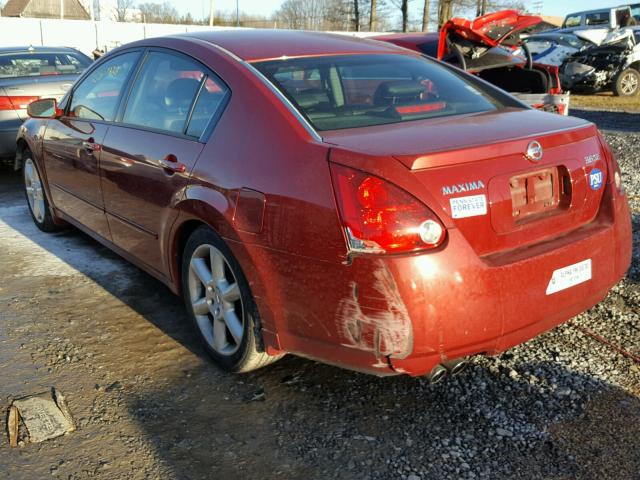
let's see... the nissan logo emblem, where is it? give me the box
[526,141,543,162]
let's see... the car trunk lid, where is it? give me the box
[324,108,607,257]
[0,75,76,120]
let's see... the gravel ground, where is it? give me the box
[1,111,639,480]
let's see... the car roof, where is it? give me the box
[0,46,84,54]
[179,29,405,62]
[565,8,610,17]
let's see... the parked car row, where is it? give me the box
[17,30,632,379]
[0,46,91,163]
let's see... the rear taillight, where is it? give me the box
[0,96,39,111]
[330,163,446,254]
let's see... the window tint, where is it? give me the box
[255,54,503,131]
[0,51,91,78]
[123,52,227,137]
[69,52,138,121]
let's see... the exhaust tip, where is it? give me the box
[427,364,448,384]
[442,358,469,376]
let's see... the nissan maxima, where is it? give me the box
[17,30,632,379]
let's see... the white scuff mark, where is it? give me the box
[336,261,413,361]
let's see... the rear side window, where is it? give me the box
[255,54,503,131]
[585,12,609,26]
[0,51,91,78]
[69,52,138,121]
[123,51,228,137]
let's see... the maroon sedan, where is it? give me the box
[18,30,631,380]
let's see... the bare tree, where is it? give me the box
[438,0,453,27]
[370,0,377,30]
[114,0,135,22]
[139,2,180,23]
[422,0,430,31]
[353,0,360,31]
[389,0,411,32]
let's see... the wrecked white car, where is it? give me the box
[525,28,640,96]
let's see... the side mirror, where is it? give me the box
[27,98,62,119]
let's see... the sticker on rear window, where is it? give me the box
[589,168,603,190]
[449,194,487,219]
[546,259,592,295]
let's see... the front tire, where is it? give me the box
[23,154,60,232]
[613,68,640,96]
[181,226,282,373]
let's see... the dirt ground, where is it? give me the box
[571,92,640,112]
[0,119,639,479]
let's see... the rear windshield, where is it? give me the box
[254,54,504,131]
[0,51,91,78]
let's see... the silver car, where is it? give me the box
[0,46,91,166]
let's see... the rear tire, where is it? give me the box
[181,226,282,373]
[23,153,61,233]
[613,68,640,96]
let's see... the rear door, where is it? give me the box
[43,51,140,239]
[99,49,230,276]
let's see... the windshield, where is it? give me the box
[0,51,91,79]
[254,54,504,131]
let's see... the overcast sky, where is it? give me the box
[173,0,627,20]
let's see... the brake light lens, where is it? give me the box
[0,96,40,111]
[330,163,446,254]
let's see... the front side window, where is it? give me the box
[255,54,504,131]
[123,51,228,137]
[563,15,581,27]
[69,52,138,121]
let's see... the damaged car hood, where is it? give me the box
[438,9,542,54]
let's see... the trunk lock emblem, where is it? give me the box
[525,141,543,162]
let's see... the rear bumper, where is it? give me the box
[512,92,570,115]
[247,184,631,377]
[389,184,632,376]
[0,117,22,159]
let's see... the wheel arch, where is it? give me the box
[627,61,640,72]
[170,197,280,353]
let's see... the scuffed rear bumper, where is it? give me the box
[247,184,631,378]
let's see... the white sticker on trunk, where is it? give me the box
[546,259,592,295]
[449,194,487,219]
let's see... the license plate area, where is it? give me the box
[510,166,571,223]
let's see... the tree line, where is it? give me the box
[114,0,528,32]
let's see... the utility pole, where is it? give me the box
[209,0,214,26]
[60,0,64,19]
[236,0,239,27]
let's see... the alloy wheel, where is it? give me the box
[621,72,638,95]
[24,158,45,224]
[188,244,244,356]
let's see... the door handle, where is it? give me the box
[82,139,101,154]
[159,154,186,174]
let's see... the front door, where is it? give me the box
[100,50,230,276]
[43,51,140,239]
